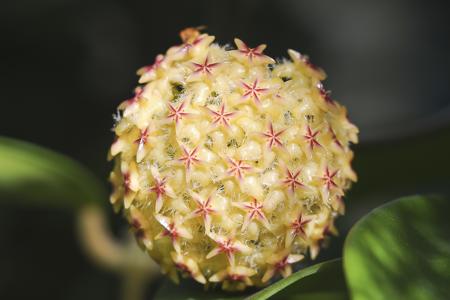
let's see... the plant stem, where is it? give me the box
[121,270,150,300]
[77,204,160,300]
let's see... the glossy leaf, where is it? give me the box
[153,259,346,300]
[247,259,346,300]
[0,136,106,209]
[344,195,450,300]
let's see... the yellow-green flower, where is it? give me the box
[109,28,358,290]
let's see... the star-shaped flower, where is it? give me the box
[137,54,164,83]
[282,168,304,193]
[309,223,338,260]
[317,82,335,105]
[178,35,204,53]
[241,79,269,104]
[129,206,153,250]
[235,38,266,60]
[123,172,137,208]
[332,195,345,215]
[155,215,192,253]
[174,29,215,56]
[134,128,149,161]
[110,135,126,157]
[140,54,164,74]
[206,234,252,266]
[134,128,149,146]
[150,165,175,212]
[227,157,252,180]
[123,172,131,194]
[262,250,304,283]
[304,126,321,150]
[134,126,156,163]
[233,198,271,232]
[287,49,326,80]
[150,177,167,212]
[168,101,190,124]
[178,146,201,171]
[291,213,311,236]
[192,56,220,75]
[322,167,338,190]
[171,252,206,284]
[329,126,343,149]
[121,162,139,208]
[262,122,286,148]
[208,104,237,128]
[285,212,311,247]
[187,192,216,232]
[295,51,319,70]
[209,266,256,290]
[124,86,144,106]
[231,38,275,64]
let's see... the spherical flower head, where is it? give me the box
[109,28,358,291]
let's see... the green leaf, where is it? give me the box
[247,259,347,300]
[0,136,106,209]
[344,195,450,300]
[153,259,347,300]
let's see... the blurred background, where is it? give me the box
[1,0,449,299]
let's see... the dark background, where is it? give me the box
[1,0,449,299]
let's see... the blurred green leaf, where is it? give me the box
[153,259,346,300]
[0,136,106,209]
[344,195,450,300]
[247,259,346,300]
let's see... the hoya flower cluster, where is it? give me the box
[109,29,358,290]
